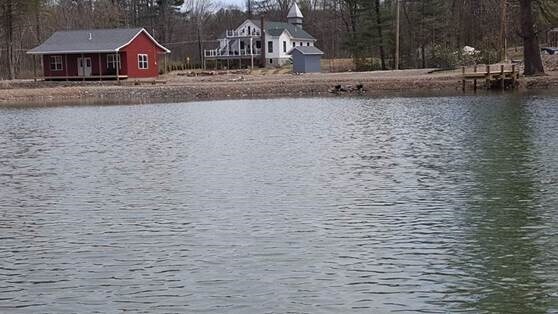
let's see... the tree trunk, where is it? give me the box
[519,0,544,76]
[4,0,16,80]
[160,0,168,44]
[374,0,386,70]
[197,21,203,66]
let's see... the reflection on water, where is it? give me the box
[0,96,557,313]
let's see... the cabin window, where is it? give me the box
[107,54,121,70]
[268,41,273,53]
[138,54,149,69]
[283,41,287,53]
[50,56,63,71]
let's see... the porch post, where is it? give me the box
[116,51,120,83]
[81,53,85,82]
[238,39,241,68]
[98,53,102,82]
[250,37,254,70]
[33,55,37,82]
[64,54,68,81]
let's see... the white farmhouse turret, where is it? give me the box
[287,2,303,28]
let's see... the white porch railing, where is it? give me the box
[225,29,261,38]
[204,48,262,58]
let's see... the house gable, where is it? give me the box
[121,31,164,78]
[235,20,262,35]
[117,29,170,53]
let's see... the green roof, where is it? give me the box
[249,20,315,40]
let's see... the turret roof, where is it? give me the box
[288,3,303,19]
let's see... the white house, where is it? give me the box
[204,3,317,68]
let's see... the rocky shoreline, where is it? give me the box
[1,69,557,107]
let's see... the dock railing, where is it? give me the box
[462,64,519,92]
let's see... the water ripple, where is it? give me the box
[0,96,557,313]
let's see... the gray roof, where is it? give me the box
[249,20,315,40]
[288,3,303,19]
[288,46,324,55]
[28,28,170,54]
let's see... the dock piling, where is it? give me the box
[500,65,505,91]
[486,65,491,90]
[462,66,466,92]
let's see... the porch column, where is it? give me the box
[98,53,102,82]
[81,53,85,82]
[116,51,120,83]
[250,37,254,70]
[64,55,68,81]
[33,55,37,82]
[238,39,241,68]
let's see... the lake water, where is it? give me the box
[1,96,557,313]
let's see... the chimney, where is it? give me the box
[260,16,266,67]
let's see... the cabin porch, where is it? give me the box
[41,52,128,81]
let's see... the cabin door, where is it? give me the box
[77,57,92,77]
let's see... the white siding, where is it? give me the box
[278,32,292,58]
[235,20,261,36]
[264,34,281,60]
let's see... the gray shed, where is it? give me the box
[288,46,324,73]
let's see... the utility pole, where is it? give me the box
[395,0,400,70]
[500,0,507,62]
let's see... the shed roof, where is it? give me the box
[249,20,315,40]
[27,28,170,54]
[288,46,324,55]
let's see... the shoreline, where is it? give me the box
[1,69,558,107]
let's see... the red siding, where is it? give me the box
[121,32,165,78]
[40,30,166,79]
[42,52,126,78]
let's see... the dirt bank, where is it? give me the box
[1,69,557,107]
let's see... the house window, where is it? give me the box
[138,54,149,69]
[283,41,287,53]
[300,42,303,46]
[269,59,273,64]
[256,41,261,49]
[248,26,251,35]
[50,56,63,71]
[307,42,310,46]
[292,42,295,48]
[240,41,245,50]
[106,54,121,70]
[268,41,273,53]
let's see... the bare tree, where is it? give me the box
[184,0,214,64]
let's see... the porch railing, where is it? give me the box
[204,48,262,58]
[225,30,261,38]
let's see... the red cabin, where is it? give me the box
[27,28,170,80]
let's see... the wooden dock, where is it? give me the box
[462,64,519,92]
